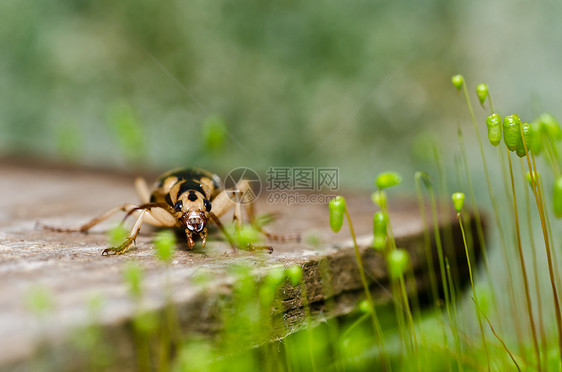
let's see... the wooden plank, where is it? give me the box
[0,161,482,371]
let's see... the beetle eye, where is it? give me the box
[203,199,212,212]
[173,200,183,212]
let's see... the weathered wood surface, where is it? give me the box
[0,161,482,371]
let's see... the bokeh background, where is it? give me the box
[2,0,562,190]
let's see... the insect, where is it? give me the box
[39,168,284,255]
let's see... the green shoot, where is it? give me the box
[453,192,490,371]
[328,196,389,370]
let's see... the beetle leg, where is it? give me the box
[121,203,176,225]
[103,209,147,256]
[199,228,207,248]
[210,180,251,219]
[134,177,151,204]
[38,203,138,233]
[241,190,300,243]
[261,230,301,243]
[185,230,195,249]
[208,212,236,252]
[247,243,273,254]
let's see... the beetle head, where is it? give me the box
[183,210,207,233]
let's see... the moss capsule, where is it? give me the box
[527,171,540,188]
[553,176,562,218]
[388,249,410,280]
[529,121,543,154]
[359,300,371,314]
[503,114,523,152]
[539,113,562,141]
[372,211,388,250]
[452,192,465,213]
[476,83,489,105]
[451,74,464,90]
[329,196,346,233]
[516,121,533,158]
[375,172,402,189]
[485,113,502,146]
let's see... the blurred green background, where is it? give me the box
[2,0,562,189]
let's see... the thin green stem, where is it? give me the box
[459,80,525,352]
[481,311,521,372]
[522,125,562,362]
[520,158,548,368]
[457,213,490,371]
[380,202,408,354]
[488,94,495,114]
[544,136,561,177]
[540,180,562,304]
[341,313,370,340]
[507,149,542,371]
[457,127,499,314]
[445,259,463,372]
[399,274,417,351]
[425,183,463,370]
[344,207,389,371]
[426,184,450,311]
[407,258,422,324]
[434,145,460,287]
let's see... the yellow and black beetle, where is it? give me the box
[40,168,284,255]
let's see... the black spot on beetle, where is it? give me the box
[188,192,198,201]
[174,200,183,212]
[203,198,212,212]
[177,180,206,198]
[165,194,173,206]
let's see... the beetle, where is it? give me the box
[39,168,285,255]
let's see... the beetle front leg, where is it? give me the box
[199,228,208,248]
[102,210,147,256]
[185,230,196,249]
